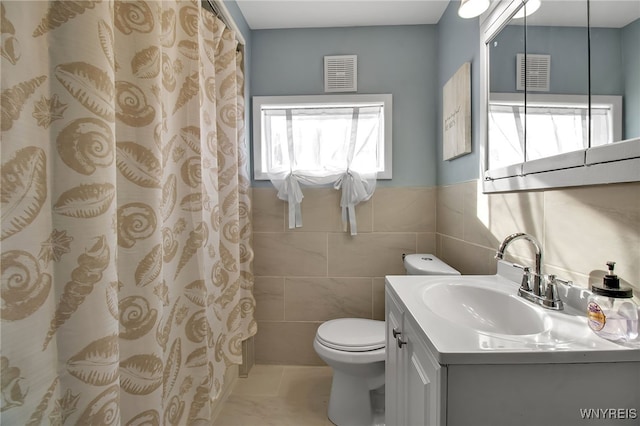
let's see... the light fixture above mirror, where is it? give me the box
[459,0,542,19]
[458,0,491,18]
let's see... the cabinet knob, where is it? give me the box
[392,327,402,338]
[397,337,407,348]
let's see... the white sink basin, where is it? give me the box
[422,281,548,335]
[386,261,639,364]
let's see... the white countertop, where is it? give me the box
[385,261,640,365]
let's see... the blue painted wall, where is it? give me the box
[224,0,251,44]
[490,25,591,94]
[223,0,254,165]
[489,22,638,141]
[489,24,525,94]
[238,0,634,187]
[622,19,640,140]
[490,26,625,96]
[436,0,482,185]
[249,25,438,187]
[590,27,624,96]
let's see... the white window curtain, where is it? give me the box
[525,105,590,161]
[489,103,613,169]
[489,104,525,169]
[265,106,382,235]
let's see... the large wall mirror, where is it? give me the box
[480,0,640,192]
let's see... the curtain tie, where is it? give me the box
[276,173,303,229]
[334,171,371,236]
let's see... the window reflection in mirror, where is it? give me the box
[523,0,589,160]
[488,0,590,169]
[488,12,525,170]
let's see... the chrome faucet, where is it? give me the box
[495,232,544,294]
[495,233,563,310]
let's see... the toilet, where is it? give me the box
[313,254,460,426]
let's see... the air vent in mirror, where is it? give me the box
[516,53,550,92]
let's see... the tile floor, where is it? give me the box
[215,365,334,425]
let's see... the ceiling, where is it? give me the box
[523,1,640,28]
[235,0,639,30]
[235,0,451,29]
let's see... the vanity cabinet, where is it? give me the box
[385,289,445,426]
[385,283,640,426]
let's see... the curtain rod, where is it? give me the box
[204,0,246,46]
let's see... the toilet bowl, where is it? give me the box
[314,318,385,426]
[314,254,459,426]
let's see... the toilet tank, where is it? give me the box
[403,254,460,275]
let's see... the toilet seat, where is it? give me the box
[316,318,385,352]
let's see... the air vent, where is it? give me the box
[324,55,357,92]
[516,53,550,92]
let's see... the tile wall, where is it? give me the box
[436,180,640,296]
[251,186,438,365]
[251,180,640,365]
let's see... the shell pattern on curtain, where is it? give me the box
[0,1,256,424]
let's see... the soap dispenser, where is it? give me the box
[587,261,638,343]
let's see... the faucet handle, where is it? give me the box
[520,267,531,292]
[543,275,564,310]
[555,277,573,287]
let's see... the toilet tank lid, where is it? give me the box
[404,254,460,275]
[316,318,385,352]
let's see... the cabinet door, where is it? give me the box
[386,287,445,426]
[405,320,444,426]
[385,290,406,426]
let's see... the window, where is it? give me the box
[252,94,392,235]
[253,94,392,180]
[488,93,621,170]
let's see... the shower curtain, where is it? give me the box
[0,1,256,424]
